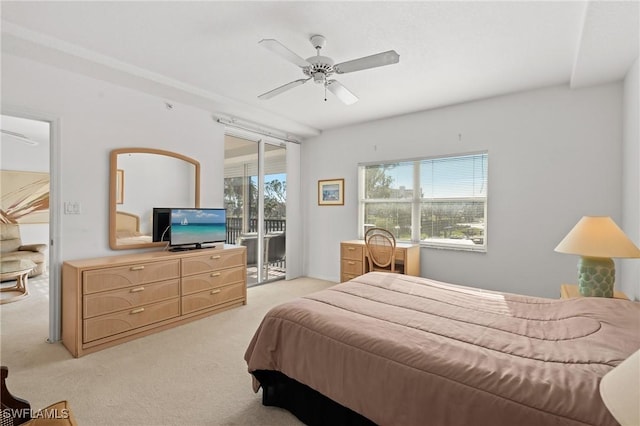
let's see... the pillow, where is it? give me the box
[18,244,47,253]
[23,401,77,426]
[115,230,137,238]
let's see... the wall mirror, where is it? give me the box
[109,148,200,250]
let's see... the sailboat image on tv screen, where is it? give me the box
[170,208,227,248]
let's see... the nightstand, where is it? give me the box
[560,284,629,300]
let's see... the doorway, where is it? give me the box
[224,134,287,286]
[0,114,51,305]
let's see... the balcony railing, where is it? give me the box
[226,217,286,245]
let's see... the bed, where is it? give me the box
[244,272,640,426]
[115,211,152,245]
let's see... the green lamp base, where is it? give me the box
[577,256,615,297]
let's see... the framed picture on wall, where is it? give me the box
[116,169,124,204]
[318,178,344,206]
[0,170,50,224]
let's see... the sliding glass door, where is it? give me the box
[224,134,286,286]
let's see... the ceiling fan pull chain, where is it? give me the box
[324,83,327,102]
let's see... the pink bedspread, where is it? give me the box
[245,272,640,426]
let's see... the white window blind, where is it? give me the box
[359,152,488,252]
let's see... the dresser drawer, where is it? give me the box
[181,282,245,315]
[83,279,180,319]
[341,243,363,261]
[341,273,360,283]
[181,267,245,296]
[182,249,245,276]
[341,259,363,276]
[83,298,180,343]
[83,260,180,294]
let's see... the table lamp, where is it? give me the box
[554,216,640,297]
[599,349,640,426]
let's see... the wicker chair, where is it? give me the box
[1,366,77,426]
[364,228,399,273]
[1,366,30,425]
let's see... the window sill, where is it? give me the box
[419,241,486,253]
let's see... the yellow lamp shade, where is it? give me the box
[555,216,640,297]
[555,216,640,258]
[600,350,640,426]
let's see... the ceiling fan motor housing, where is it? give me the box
[304,56,334,83]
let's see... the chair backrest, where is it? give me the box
[267,232,286,263]
[236,234,258,266]
[238,232,287,266]
[1,366,31,425]
[0,223,23,254]
[364,228,396,271]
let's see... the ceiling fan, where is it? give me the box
[258,35,400,105]
[0,129,38,146]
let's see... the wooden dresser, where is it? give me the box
[62,245,246,357]
[340,240,420,282]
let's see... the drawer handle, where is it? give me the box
[348,247,355,251]
[210,272,221,278]
[130,287,145,293]
[130,266,145,271]
[210,289,221,295]
[130,308,145,314]
[210,255,221,260]
[348,261,355,265]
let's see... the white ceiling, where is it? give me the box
[1,1,638,140]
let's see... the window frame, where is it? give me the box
[358,151,488,252]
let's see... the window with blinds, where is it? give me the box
[358,152,488,252]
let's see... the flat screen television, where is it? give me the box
[152,208,171,242]
[169,208,227,250]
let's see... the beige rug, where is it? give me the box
[0,274,335,425]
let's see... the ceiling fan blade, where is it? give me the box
[259,39,311,68]
[334,50,400,74]
[326,80,358,105]
[258,78,311,100]
[0,129,38,145]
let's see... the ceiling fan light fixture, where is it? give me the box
[312,72,326,84]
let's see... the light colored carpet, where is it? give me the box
[0,273,336,425]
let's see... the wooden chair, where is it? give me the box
[364,228,399,273]
[1,366,77,425]
[1,366,31,425]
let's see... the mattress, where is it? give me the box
[245,272,640,426]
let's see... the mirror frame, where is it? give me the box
[109,148,201,250]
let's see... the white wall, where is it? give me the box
[302,83,624,298]
[1,54,226,262]
[2,52,632,300]
[621,57,640,300]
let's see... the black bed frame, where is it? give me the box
[252,370,376,426]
